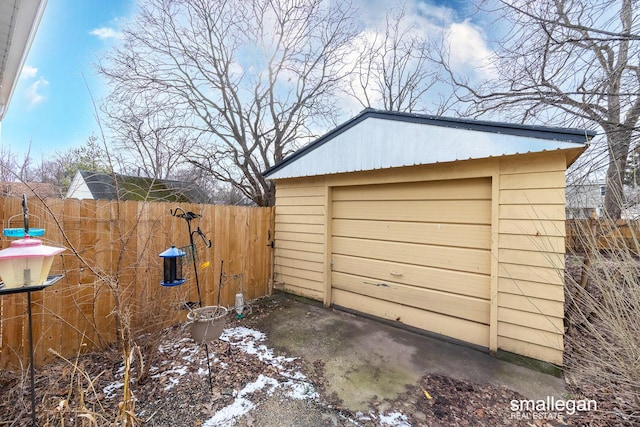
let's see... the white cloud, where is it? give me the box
[89,27,121,40]
[26,77,49,107]
[21,65,38,79]
[444,19,497,80]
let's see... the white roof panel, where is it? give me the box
[263,110,595,180]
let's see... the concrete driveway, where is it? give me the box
[254,294,565,413]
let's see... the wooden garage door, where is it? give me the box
[331,178,492,348]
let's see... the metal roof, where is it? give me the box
[0,0,47,121]
[263,109,596,180]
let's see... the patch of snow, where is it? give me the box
[103,381,124,399]
[202,397,255,426]
[202,375,278,427]
[379,412,412,427]
[202,327,319,426]
[285,380,318,399]
[221,327,296,370]
[152,366,189,391]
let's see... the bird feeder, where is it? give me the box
[159,245,186,286]
[0,194,66,427]
[0,236,65,288]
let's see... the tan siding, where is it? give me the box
[498,278,564,301]
[275,205,325,216]
[500,188,565,205]
[499,234,564,253]
[497,153,566,365]
[274,248,324,263]
[275,213,325,225]
[498,336,563,365]
[498,322,563,350]
[273,179,326,302]
[274,257,323,272]
[275,239,323,253]
[275,222,324,234]
[498,293,564,317]
[275,185,325,197]
[276,283,324,301]
[498,307,564,334]
[498,249,564,269]
[274,265,324,282]
[332,289,490,348]
[274,195,325,206]
[500,171,566,190]
[499,204,565,221]
[273,273,324,293]
[498,263,564,286]
[275,231,324,244]
[499,219,566,237]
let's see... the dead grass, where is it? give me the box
[564,218,640,425]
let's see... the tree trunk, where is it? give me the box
[604,128,632,220]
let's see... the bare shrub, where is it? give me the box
[565,215,640,422]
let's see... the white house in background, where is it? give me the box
[565,179,606,219]
[0,0,47,121]
[565,179,640,219]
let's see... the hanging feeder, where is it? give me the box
[0,194,66,426]
[159,245,186,286]
[0,237,65,289]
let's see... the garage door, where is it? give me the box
[331,178,492,348]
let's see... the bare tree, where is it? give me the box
[0,145,31,182]
[102,90,196,180]
[438,0,640,219]
[99,0,358,206]
[30,136,111,194]
[345,3,441,113]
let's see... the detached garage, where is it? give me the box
[263,109,595,366]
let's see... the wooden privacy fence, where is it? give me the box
[0,197,274,370]
[566,219,640,253]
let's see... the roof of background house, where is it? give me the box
[73,170,210,203]
[0,0,47,121]
[263,109,597,180]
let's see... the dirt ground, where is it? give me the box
[0,294,636,426]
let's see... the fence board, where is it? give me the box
[566,219,640,253]
[0,197,274,370]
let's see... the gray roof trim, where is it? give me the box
[263,109,596,178]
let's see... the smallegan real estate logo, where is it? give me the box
[510,397,597,421]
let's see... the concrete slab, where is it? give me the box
[254,295,566,413]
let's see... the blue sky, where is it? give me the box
[0,0,487,160]
[0,0,133,158]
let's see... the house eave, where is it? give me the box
[0,0,47,121]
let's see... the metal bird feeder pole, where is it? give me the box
[0,195,65,426]
[169,208,217,391]
[169,208,211,307]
